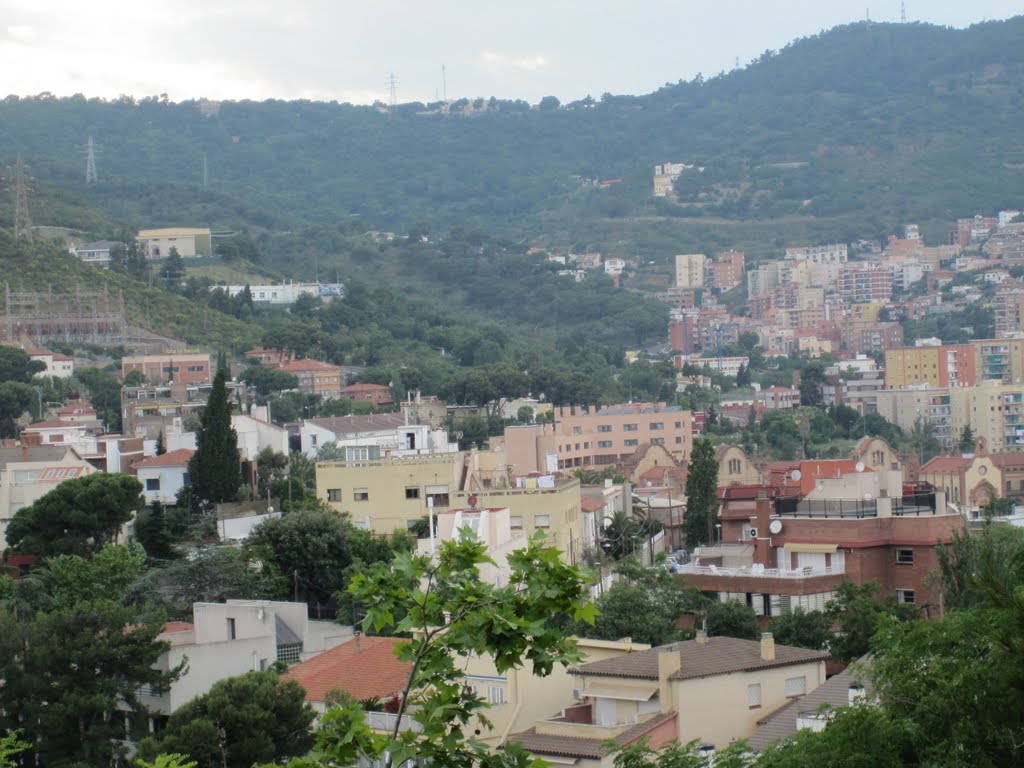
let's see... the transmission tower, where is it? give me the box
[85,135,98,184]
[386,72,398,117]
[901,1,906,22]
[202,154,208,187]
[13,154,32,242]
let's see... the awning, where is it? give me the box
[580,684,658,701]
[783,543,838,554]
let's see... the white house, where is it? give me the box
[300,413,458,458]
[27,348,75,378]
[72,240,119,269]
[218,281,345,305]
[232,410,290,461]
[133,448,194,505]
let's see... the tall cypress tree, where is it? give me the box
[683,436,719,549]
[187,369,240,511]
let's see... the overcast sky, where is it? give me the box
[1,1,1021,105]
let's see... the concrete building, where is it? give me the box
[121,381,248,441]
[0,446,97,552]
[133,448,194,505]
[949,380,1024,453]
[72,240,119,269]
[135,600,351,727]
[137,227,213,259]
[674,253,706,289]
[508,634,827,767]
[121,353,213,387]
[708,250,745,292]
[551,403,693,469]
[219,281,344,305]
[884,345,976,389]
[844,322,904,356]
[876,387,955,449]
[26,348,74,378]
[339,382,394,408]
[277,359,344,399]
[973,338,1024,385]
[232,410,290,461]
[300,413,457,458]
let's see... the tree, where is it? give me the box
[142,671,314,768]
[135,502,176,560]
[959,424,976,453]
[580,559,696,646]
[241,365,299,397]
[75,366,123,431]
[124,369,147,387]
[334,534,594,768]
[0,346,45,383]
[683,436,719,549]
[187,369,241,510]
[160,247,185,291]
[826,580,917,662]
[705,600,760,640]
[5,472,142,556]
[735,362,751,387]
[798,361,826,407]
[600,509,644,559]
[0,381,34,436]
[769,607,832,650]
[905,415,941,466]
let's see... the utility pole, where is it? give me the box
[13,154,32,242]
[85,136,98,184]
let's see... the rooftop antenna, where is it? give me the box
[386,72,398,117]
[85,136,98,184]
[13,154,32,242]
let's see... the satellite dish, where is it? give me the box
[855,461,865,473]
[791,469,802,481]
[769,519,783,535]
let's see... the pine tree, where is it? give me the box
[683,436,719,549]
[187,369,241,511]
[155,429,166,456]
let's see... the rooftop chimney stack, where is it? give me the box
[760,632,775,661]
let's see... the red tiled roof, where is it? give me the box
[341,383,391,392]
[162,621,195,634]
[23,420,86,430]
[580,496,608,513]
[133,448,195,468]
[278,359,342,373]
[919,455,974,474]
[282,636,412,703]
[510,712,677,759]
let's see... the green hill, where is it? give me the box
[2,17,1024,264]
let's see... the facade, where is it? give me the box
[876,387,954,449]
[972,338,1024,385]
[0,446,96,551]
[949,380,1024,453]
[121,381,248,440]
[232,411,290,461]
[674,253,706,289]
[135,601,351,726]
[73,240,119,268]
[300,413,457,458]
[121,353,213,386]
[708,250,745,292]
[884,345,976,389]
[277,359,344,398]
[136,227,213,259]
[27,348,75,378]
[844,322,904,356]
[549,403,693,468]
[132,448,195,505]
[716,444,761,486]
[219,281,344,305]
[339,382,395,408]
[509,634,827,767]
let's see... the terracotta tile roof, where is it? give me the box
[161,621,195,634]
[580,496,608,513]
[747,661,873,751]
[278,358,342,373]
[23,420,86,430]
[919,455,974,474]
[575,637,828,681]
[988,452,1024,469]
[509,712,677,759]
[281,636,412,703]
[133,448,195,468]
[341,383,391,392]
[307,413,408,436]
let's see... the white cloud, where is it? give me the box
[480,51,549,75]
[6,24,34,40]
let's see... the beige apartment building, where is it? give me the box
[316,451,588,562]
[552,403,693,469]
[674,253,706,289]
[137,227,213,259]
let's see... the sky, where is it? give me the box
[1,1,1021,105]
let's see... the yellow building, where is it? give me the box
[850,302,884,323]
[949,380,1024,453]
[716,444,761,486]
[973,338,1024,385]
[884,347,942,389]
[316,451,587,562]
[137,227,213,259]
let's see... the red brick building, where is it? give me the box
[340,382,395,409]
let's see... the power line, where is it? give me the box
[13,154,32,242]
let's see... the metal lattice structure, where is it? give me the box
[3,284,126,344]
[85,136,98,184]
[13,155,32,241]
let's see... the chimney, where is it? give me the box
[695,629,709,645]
[657,647,681,712]
[760,632,775,661]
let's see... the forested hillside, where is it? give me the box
[2,17,1024,267]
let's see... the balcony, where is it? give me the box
[676,563,845,579]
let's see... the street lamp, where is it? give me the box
[715,523,722,545]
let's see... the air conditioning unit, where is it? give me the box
[747,527,758,540]
[572,688,583,701]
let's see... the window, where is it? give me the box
[747,683,762,708]
[897,589,916,605]
[405,487,420,499]
[509,515,523,529]
[597,440,613,449]
[675,437,683,444]
[226,618,236,640]
[728,458,741,474]
[675,421,682,428]
[651,437,664,445]
[572,426,582,435]
[487,686,505,705]
[327,488,342,502]
[895,549,914,565]
[597,425,612,433]
[623,423,639,432]
[624,439,639,447]
[534,514,551,528]
[145,478,160,491]
[784,676,806,697]
[353,488,369,501]
[649,422,664,430]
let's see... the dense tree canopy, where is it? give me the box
[187,369,241,509]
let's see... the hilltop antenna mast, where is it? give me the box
[386,73,398,117]
[85,136,98,184]
[442,64,447,102]
[13,154,32,242]
[900,1,906,22]
[203,154,208,187]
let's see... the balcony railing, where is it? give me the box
[677,564,845,579]
[365,711,422,734]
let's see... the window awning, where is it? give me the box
[580,684,658,701]
[783,543,838,554]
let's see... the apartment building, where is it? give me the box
[884,345,976,389]
[876,387,954,449]
[838,265,893,303]
[277,359,344,398]
[674,253,706,289]
[707,250,745,292]
[121,353,212,386]
[843,321,903,355]
[785,243,848,263]
[973,338,1024,384]
[949,380,1024,453]
[300,413,457,458]
[550,403,693,468]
